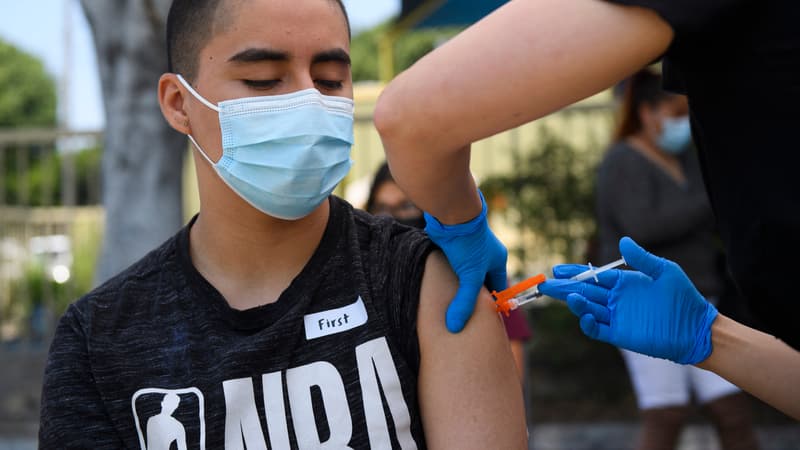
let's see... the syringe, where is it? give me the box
[492,274,546,317]
[569,258,626,283]
[492,258,627,316]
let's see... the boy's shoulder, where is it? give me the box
[337,196,435,260]
[336,195,426,239]
[68,229,182,328]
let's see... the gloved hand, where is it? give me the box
[424,190,508,333]
[538,237,717,364]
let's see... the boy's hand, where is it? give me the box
[538,237,717,364]
[424,190,508,333]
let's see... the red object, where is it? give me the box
[502,308,532,341]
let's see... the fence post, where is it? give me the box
[16,146,29,206]
[60,151,77,207]
[0,144,5,205]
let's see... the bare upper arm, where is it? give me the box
[416,251,527,450]
[375,0,673,221]
[376,0,674,155]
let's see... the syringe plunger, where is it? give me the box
[570,258,626,282]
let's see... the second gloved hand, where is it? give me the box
[424,190,508,333]
[538,237,717,364]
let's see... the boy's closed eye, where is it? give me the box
[243,79,281,90]
[315,79,344,90]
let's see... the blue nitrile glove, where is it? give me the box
[424,190,508,333]
[538,237,718,364]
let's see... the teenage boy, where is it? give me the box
[39,0,527,448]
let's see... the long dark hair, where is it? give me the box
[613,69,671,141]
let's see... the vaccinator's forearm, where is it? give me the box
[698,314,800,420]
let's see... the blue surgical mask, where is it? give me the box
[177,75,354,220]
[657,115,691,154]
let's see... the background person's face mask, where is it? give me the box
[657,115,691,154]
[177,75,354,220]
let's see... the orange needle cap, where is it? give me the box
[492,274,546,316]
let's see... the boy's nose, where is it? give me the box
[294,73,316,92]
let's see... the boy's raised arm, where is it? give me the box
[416,251,528,449]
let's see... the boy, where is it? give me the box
[38,0,527,448]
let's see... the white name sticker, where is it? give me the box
[304,296,368,340]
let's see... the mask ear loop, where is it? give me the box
[176,74,220,112]
[176,74,220,166]
[186,134,216,167]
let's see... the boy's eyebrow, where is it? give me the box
[228,48,289,63]
[311,48,351,66]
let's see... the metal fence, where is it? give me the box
[0,129,104,346]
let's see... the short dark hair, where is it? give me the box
[166,0,351,81]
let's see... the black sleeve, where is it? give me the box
[603,0,745,37]
[39,303,123,449]
[385,227,437,364]
[598,151,712,247]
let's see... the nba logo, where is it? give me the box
[132,387,206,450]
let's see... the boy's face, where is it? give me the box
[165,0,352,163]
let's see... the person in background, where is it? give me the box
[365,162,426,229]
[365,162,532,380]
[595,69,758,450]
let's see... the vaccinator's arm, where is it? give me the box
[374,0,673,225]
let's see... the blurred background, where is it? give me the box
[0,0,796,448]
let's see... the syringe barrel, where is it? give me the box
[514,291,542,308]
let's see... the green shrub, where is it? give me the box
[480,128,599,269]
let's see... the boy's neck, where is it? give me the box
[188,200,330,311]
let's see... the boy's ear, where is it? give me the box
[158,73,191,135]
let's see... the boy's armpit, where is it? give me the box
[416,251,528,450]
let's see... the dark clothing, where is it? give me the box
[596,143,722,297]
[605,0,800,348]
[39,196,436,449]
